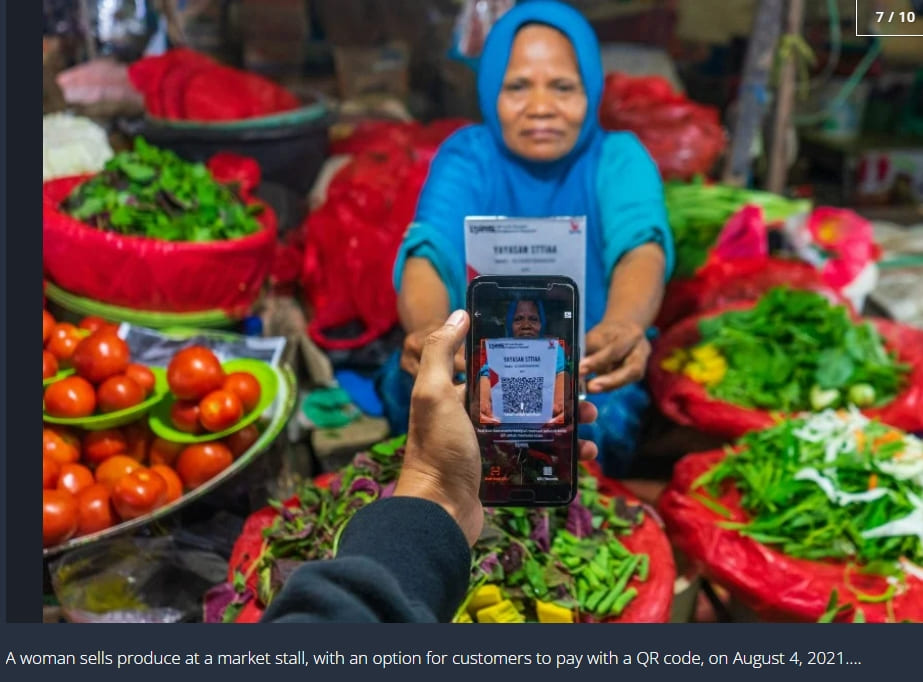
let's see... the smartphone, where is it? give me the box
[466,275,579,507]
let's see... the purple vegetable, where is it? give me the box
[348,476,380,497]
[529,513,550,552]
[479,553,500,576]
[500,542,525,574]
[328,477,342,497]
[381,481,396,499]
[351,453,382,477]
[203,582,252,624]
[566,501,593,538]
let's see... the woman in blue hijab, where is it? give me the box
[380,0,675,477]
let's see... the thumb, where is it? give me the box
[417,310,469,386]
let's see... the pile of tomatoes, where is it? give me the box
[42,318,266,549]
[43,311,156,417]
[42,419,259,548]
[166,346,261,434]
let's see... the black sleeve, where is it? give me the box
[261,497,472,623]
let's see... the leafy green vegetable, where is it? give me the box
[63,137,262,242]
[665,179,810,278]
[698,287,908,411]
[695,412,923,567]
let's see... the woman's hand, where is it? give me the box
[579,320,651,393]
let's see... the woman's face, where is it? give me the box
[512,301,542,338]
[497,24,587,162]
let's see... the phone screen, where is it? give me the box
[466,276,579,506]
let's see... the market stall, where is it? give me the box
[38,0,923,626]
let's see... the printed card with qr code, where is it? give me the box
[485,338,558,423]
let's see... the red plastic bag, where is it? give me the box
[43,166,277,317]
[128,49,298,121]
[659,449,923,622]
[656,257,847,330]
[649,304,923,438]
[600,73,726,180]
[302,120,469,350]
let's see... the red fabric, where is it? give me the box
[599,73,726,181]
[302,120,470,350]
[659,449,923,622]
[128,49,298,121]
[42,168,277,317]
[656,257,846,330]
[649,304,923,438]
[583,461,676,623]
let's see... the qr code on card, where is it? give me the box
[500,376,544,415]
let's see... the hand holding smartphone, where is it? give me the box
[465,276,580,506]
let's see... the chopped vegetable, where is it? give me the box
[476,600,525,623]
[535,600,574,623]
[695,410,923,566]
[666,288,909,412]
[63,138,262,242]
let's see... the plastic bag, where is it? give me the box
[128,48,298,121]
[656,256,846,330]
[600,73,726,180]
[453,0,516,59]
[659,449,923,622]
[43,158,277,316]
[649,305,923,438]
[302,120,469,350]
[50,537,228,623]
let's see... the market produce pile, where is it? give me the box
[693,410,923,568]
[62,138,262,242]
[661,288,909,412]
[209,439,660,624]
[664,181,810,278]
[459,476,649,623]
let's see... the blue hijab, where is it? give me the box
[505,298,547,336]
[394,0,672,332]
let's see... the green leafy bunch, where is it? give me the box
[63,138,263,242]
[698,287,908,411]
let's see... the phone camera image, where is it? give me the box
[466,277,579,507]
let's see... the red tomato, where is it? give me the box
[82,428,128,466]
[43,350,59,380]
[79,316,117,335]
[149,438,184,467]
[150,465,183,504]
[46,323,83,365]
[43,489,78,547]
[97,374,145,413]
[43,426,81,464]
[167,346,225,401]
[122,420,152,463]
[44,376,96,418]
[111,469,167,520]
[224,424,260,458]
[72,330,130,384]
[222,372,261,412]
[57,462,95,496]
[124,364,156,396]
[170,400,203,434]
[176,442,233,490]
[198,390,243,432]
[94,455,142,491]
[76,483,116,536]
[43,456,61,489]
[43,310,56,344]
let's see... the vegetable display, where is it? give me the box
[658,412,923,622]
[693,410,923,566]
[62,138,262,242]
[210,439,673,624]
[664,181,810,278]
[660,288,908,412]
[458,475,649,623]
